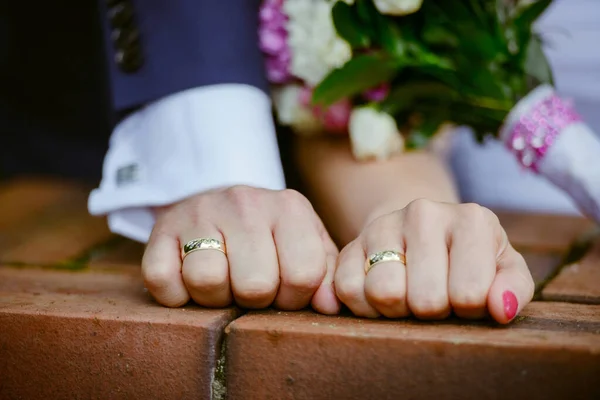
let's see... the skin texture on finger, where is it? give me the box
[311,215,341,315]
[404,200,452,320]
[225,225,280,309]
[272,212,327,311]
[447,205,498,319]
[362,213,410,318]
[334,241,380,318]
[364,262,409,318]
[142,229,190,307]
[487,243,535,324]
[180,228,231,308]
[311,254,340,315]
[206,187,280,309]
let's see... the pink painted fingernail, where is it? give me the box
[502,291,518,321]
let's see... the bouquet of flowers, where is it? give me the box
[259,0,600,222]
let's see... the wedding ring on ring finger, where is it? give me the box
[181,238,227,260]
[365,250,406,274]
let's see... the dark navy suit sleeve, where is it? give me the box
[102,0,268,110]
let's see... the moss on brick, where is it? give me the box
[211,337,228,400]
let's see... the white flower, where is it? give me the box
[284,0,352,86]
[272,85,323,135]
[349,107,404,161]
[373,0,423,15]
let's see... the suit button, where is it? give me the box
[111,28,139,49]
[115,47,143,73]
[106,0,142,73]
[108,2,133,27]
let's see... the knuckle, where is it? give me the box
[225,186,263,225]
[226,185,260,208]
[141,267,173,292]
[161,297,188,308]
[282,267,324,292]
[409,293,449,316]
[148,221,177,244]
[458,203,486,224]
[450,288,487,309]
[234,279,278,303]
[167,195,211,228]
[335,278,364,305]
[337,243,353,262]
[406,198,436,216]
[184,269,228,292]
[278,189,312,217]
[368,282,406,308]
[365,211,402,237]
[480,206,500,225]
[279,188,307,205]
[405,198,440,232]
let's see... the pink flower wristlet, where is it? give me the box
[502,85,582,172]
[501,85,600,222]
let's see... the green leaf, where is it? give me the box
[495,0,510,24]
[524,35,553,85]
[375,16,406,57]
[356,0,377,23]
[461,65,511,99]
[511,0,553,59]
[312,53,399,106]
[423,1,501,60]
[466,0,489,27]
[422,24,459,48]
[353,0,407,57]
[331,1,370,48]
[381,82,459,114]
[513,0,553,31]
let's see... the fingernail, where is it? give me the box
[502,290,518,321]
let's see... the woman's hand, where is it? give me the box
[142,186,340,314]
[334,199,535,324]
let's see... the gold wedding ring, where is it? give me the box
[365,250,406,274]
[181,238,227,260]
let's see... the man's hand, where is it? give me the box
[142,186,340,314]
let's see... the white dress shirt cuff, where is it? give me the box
[88,84,286,242]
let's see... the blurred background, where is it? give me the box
[0,0,598,216]
[0,1,111,183]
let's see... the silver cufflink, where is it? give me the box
[116,164,139,186]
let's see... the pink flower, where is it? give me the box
[299,86,352,133]
[266,55,291,83]
[259,0,286,27]
[259,0,292,84]
[259,27,288,55]
[363,84,390,102]
[321,99,353,133]
[298,86,313,107]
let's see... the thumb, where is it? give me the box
[311,219,341,315]
[487,245,535,324]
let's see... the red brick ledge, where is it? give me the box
[0,267,239,400]
[1,179,599,399]
[2,266,599,400]
[224,306,600,400]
